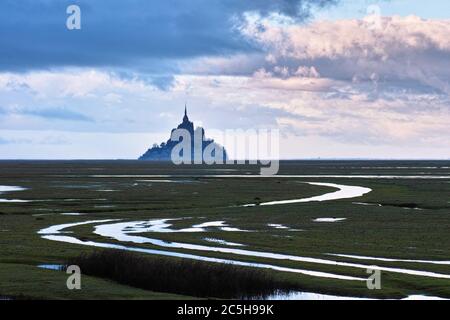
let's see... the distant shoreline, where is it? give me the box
[1,159,450,162]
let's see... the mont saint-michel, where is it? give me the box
[139,106,227,162]
[1,0,449,306]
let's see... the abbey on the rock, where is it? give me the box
[138,106,227,162]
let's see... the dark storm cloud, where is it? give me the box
[0,0,337,71]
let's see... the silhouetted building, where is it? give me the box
[139,106,227,162]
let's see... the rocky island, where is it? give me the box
[139,106,227,162]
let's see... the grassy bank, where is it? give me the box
[1,160,449,299]
[0,262,190,300]
[66,250,294,299]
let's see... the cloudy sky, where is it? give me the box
[1,0,449,159]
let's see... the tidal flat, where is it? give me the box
[0,160,449,299]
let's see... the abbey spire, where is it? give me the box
[183,103,189,123]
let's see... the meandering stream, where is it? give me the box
[38,218,450,281]
[0,186,30,203]
[3,179,447,297]
[34,180,450,282]
[244,182,372,206]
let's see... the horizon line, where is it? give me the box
[0,158,450,161]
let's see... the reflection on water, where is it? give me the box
[38,219,450,281]
[120,219,249,233]
[38,219,119,235]
[353,202,383,207]
[262,291,373,300]
[93,220,450,279]
[29,170,450,297]
[39,219,365,281]
[267,224,302,232]
[203,238,245,247]
[0,186,26,192]
[137,179,198,184]
[0,185,30,203]
[261,291,447,300]
[255,182,371,206]
[327,253,450,265]
[37,264,63,271]
[313,218,347,222]
[91,174,450,179]
[268,224,289,229]
[41,233,364,281]
[33,263,450,300]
